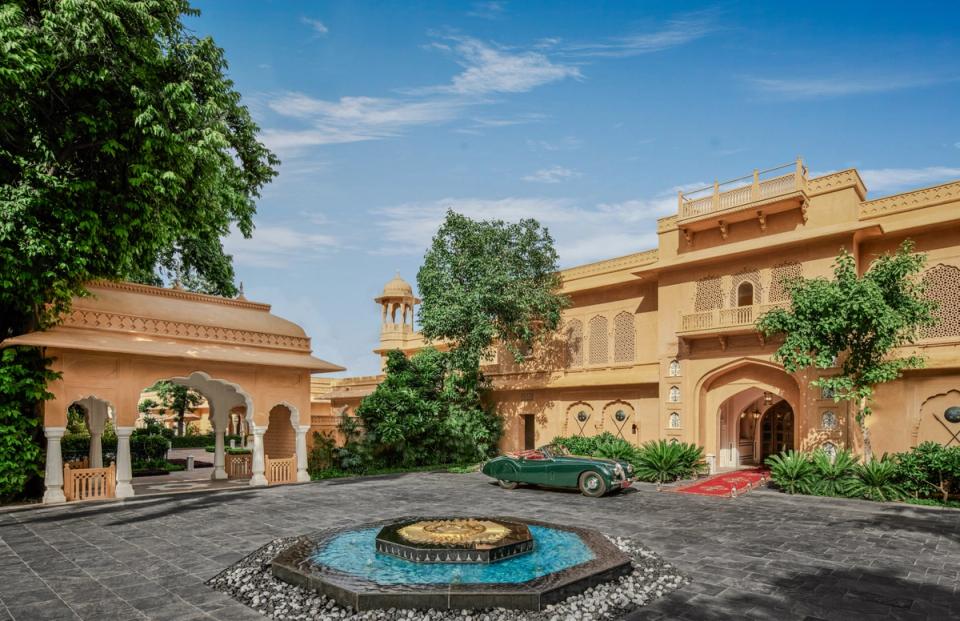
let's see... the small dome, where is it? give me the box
[381,273,414,298]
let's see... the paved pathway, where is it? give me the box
[1,473,957,620]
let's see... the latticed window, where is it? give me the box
[921,264,960,339]
[694,276,722,311]
[770,261,802,302]
[613,312,635,363]
[668,359,680,377]
[668,386,680,403]
[821,411,838,430]
[668,413,681,429]
[588,315,609,364]
[565,319,583,367]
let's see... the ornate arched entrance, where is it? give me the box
[696,358,800,471]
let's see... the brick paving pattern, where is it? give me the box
[1,473,957,620]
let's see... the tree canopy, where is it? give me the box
[141,381,203,437]
[417,210,568,367]
[0,0,276,498]
[0,0,278,337]
[758,241,936,458]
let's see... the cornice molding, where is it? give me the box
[62,309,312,352]
[561,249,658,281]
[88,280,271,311]
[860,180,960,218]
[807,170,866,199]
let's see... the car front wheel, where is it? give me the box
[498,479,518,490]
[578,471,607,497]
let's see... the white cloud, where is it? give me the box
[262,93,467,152]
[371,186,691,265]
[747,75,956,100]
[467,1,506,20]
[526,136,582,151]
[225,224,339,268]
[416,36,581,96]
[522,166,581,183]
[859,166,960,194]
[301,17,328,35]
[562,14,716,58]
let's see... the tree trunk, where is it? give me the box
[859,396,872,464]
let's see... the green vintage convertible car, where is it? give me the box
[481,444,634,497]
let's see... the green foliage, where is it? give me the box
[633,440,706,483]
[810,449,859,497]
[766,450,816,495]
[130,434,169,462]
[758,241,935,458]
[553,433,616,457]
[307,431,337,473]
[146,381,203,436]
[168,433,215,448]
[66,404,88,434]
[355,348,502,469]
[0,0,276,499]
[594,436,637,462]
[894,442,960,503]
[0,348,55,499]
[417,210,568,367]
[848,458,907,502]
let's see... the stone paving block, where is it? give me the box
[5,599,79,621]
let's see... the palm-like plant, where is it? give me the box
[849,458,907,502]
[595,437,637,462]
[634,440,705,483]
[811,449,859,497]
[766,450,815,494]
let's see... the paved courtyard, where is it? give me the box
[1,472,958,621]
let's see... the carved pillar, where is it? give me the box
[115,426,135,498]
[87,401,107,468]
[42,426,67,504]
[250,425,268,486]
[295,425,310,482]
[212,424,227,480]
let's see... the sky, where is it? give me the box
[188,0,960,376]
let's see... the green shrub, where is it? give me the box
[849,458,907,502]
[633,440,705,483]
[61,433,117,462]
[810,449,859,497]
[308,431,337,475]
[553,432,619,456]
[130,434,169,461]
[766,450,816,494]
[594,436,637,463]
[894,442,960,503]
[169,433,215,448]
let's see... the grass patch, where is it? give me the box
[904,497,960,509]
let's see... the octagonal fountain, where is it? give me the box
[271,516,632,611]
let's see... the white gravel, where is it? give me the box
[207,535,687,620]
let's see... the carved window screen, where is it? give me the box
[770,261,802,302]
[730,268,762,307]
[694,276,722,312]
[565,319,583,367]
[588,315,609,364]
[921,264,960,339]
[613,312,635,363]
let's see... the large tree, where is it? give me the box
[143,381,203,437]
[417,210,568,368]
[0,0,277,497]
[757,241,936,460]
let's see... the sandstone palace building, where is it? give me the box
[313,159,960,469]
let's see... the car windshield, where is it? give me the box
[542,444,569,458]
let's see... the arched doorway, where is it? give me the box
[758,400,794,461]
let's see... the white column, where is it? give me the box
[212,425,227,480]
[42,426,67,504]
[250,425,267,486]
[115,426,135,498]
[87,401,107,469]
[295,425,310,483]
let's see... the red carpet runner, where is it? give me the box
[674,467,769,497]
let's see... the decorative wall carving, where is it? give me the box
[668,412,681,429]
[561,249,658,280]
[588,315,609,364]
[921,264,960,339]
[62,309,311,351]
[668,386,681,403]
[613,312,635,363]
[821,411,838,430]
[668,360,681,377]
[860,180,960,218]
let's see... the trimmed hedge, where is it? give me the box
[169,433,244,448]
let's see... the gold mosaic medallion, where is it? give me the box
[397,519,512,545]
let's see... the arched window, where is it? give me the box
[668,386,681,403]
[737,281,754,307]
[821,441,837,462]
[668,412,681,429]
[821,411,838,430]
[668,359,680,377]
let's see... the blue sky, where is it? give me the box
[189,1,960,376]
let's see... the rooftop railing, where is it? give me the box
[678,158,807,220]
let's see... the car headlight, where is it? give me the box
[626,464,634,474]
[614,464,624,478]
